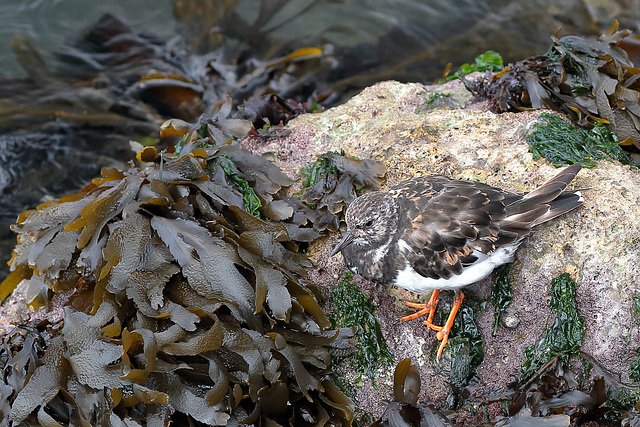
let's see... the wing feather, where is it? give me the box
[394,176,521,281]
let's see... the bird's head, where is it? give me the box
[330,191,398,256]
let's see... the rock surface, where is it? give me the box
[245,79,640,418]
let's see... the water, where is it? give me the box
[2,0,637,80]
[0,0,175,78]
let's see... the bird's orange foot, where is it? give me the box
[434,290,464,360]
[399,290,442,332]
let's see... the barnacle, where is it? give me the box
[1,119,356,425]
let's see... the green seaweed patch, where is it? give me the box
[606,387,640,412]
[196,123,208,139]
[631,294,640,336]
[526,113,637,168]
[491,264,513,335]
[439,50,503,83]
[630,356,640,383]
[521,273,584,379]
[300,152,338,189]
[628,295,640,383]
[330,272,393,382]
[426,92,452,104]
[218,154,262,216]
[434,293,484,402]
[173,132,189,156]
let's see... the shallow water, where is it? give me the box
[0,0,175,78]
[2,0,637,80]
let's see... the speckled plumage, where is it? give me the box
[332,164,583,293]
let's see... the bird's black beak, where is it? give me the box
[330,232,355,257]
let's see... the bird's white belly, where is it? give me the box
[393,244,519,293]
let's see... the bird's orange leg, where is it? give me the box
[399,290,443,332]
[435,290,464,360]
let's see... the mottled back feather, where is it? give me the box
[335,165,583,287]
[391,165,582,281]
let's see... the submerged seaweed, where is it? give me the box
[0,119,357,425]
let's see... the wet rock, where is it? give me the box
[247,77,640,418]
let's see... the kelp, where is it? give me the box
[300,152,387,232]
[502,352,640,426]
[372,358,452,426]
[371,355,638,425]
[465,20,640,149]
[1,8,340,284]
[1,118,357,425]
[242,93,328,133]
[171,0,339,104]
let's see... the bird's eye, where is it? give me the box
[365,219,374,227]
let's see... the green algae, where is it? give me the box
[521,273,584,379]
[491,264,513,336]
[426,92,452,104]
[430,291,484,405]
[526,112,636,168]
[443,298,484,397]
[440,50,503,83]
[330,272,393,381]
[606,388,640,412]
[300,152,338,189]
[629,295,640,383]
[218,154,262,217]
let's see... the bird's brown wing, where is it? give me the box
[390,176,527,280]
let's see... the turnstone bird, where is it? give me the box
[331,164,583,359]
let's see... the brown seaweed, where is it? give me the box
[464,20,640,149]
[371,356,636,426]
[372,358,452,426]
[1,119,356,425]
[300,152,387,232]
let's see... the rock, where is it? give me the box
[500,308,520,329]
[245,78,640,417]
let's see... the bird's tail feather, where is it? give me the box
[532,190,583,225]
[524,163,582,200]
[506,164,583,226]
